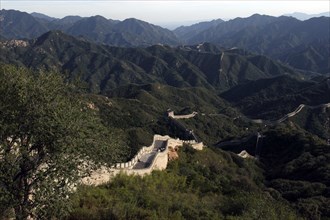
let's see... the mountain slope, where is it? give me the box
[0,9,180,47]
[48,15,84,31]
[112,18,180,46]
[260,126,330,219]
[279,42,330,74]
[186,14,282,44]
[31,12,57,22]
[66,15,117,43]
[174,19,224,41]
[0,31,309,93]
[284,11,330,20]
[0,9,49,39]
[221,75,330,119]
[184,15,329,73]
[1,9,329,74]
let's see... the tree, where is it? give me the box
[0,65,125,219]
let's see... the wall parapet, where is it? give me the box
[81,134,204,185]
[112,135,167,169]
[168,111,198,119]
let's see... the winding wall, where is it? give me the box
[81,135,203,185]
[168,111,198,119]
[250,103,330,125]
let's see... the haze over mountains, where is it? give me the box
[283,11,329,20]
[1,9,329,74]
[0,9,179,47]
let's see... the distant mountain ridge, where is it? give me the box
[0,9,180,47]
[0,9,49,39]
[0,31,310,93]
[30,12,57,22]
[174,19,224,41]
[1,9,329,73]
[283,11,329,20]
[178,14,329,73]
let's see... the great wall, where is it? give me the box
[82,102,330,185]
[217,102,330,158]
[81,111,203,186]
[81,135,203,185]
[250,103,330,125]
[167,110,198,119]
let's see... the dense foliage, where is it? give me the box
[221,75,330,119]
[260,125,330,219]
[67,146,299,220]
[95,83,254,149]
[0,65,126,219]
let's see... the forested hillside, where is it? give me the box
[0,8,329,219]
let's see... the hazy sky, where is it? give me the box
[2,1,329,28]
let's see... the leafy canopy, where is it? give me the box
[0,65,125,219]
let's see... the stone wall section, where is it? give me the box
[81,135,203,185]
[168,111,198,119]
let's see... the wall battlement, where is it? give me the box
[81,135,203,185]
[168,111,198,119]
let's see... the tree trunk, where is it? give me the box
[13,176,31,220]
[14,205,30,220]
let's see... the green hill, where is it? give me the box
[221,75,330,119]
[0,31,310,93]
[68,146,299,219]
[260,125,330,219]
